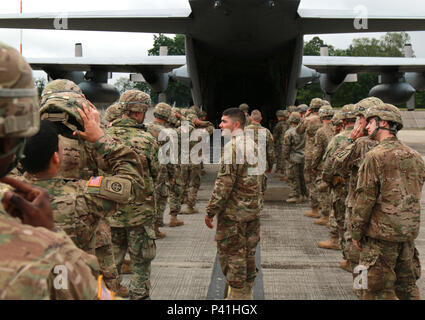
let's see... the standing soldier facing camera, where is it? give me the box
[205,108,262,300]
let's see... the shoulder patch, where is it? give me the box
[88,176,103,187]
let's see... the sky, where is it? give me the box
[1,0,425,83]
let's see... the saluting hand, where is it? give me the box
[73,101,104,143]
[1,177,55,231]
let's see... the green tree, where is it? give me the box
[148,34,192,107]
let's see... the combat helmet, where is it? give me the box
[287,105,297,113]
[0,42,40,175]
[154,102,172,122]
[339,104,357,120]
[119,89,151,114]
[297,104,308,114]
[331,111,343,126]
[190,105,201,116]
[288,112,301,124]
[309,98,325,111]
[104,102,122,123]
[276,110,288,118]
[365,103,403,135]
[39,79,88,139]
[199,110,207,119]
[354,97,384,117]
[318,105,335,119]
[239,103,249,112]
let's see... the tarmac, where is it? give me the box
[122,129,425,300]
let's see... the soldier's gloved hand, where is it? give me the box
[73,101,104,143]
[1,176,55,231]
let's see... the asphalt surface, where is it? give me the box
[122,129,425,300]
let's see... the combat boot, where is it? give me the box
[154,224,166,239]
[286,196,299,204]
[304,207,320,218]
[317,237,341,250]
[226,286,247,300]
[121,258,131,274]
[314,215,329,226]
[169,215,184,227]
[181,206,199,214]
[339,260,353,273]
[116,284,129,298]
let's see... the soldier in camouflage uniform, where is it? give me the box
[181,112,215,214]
[105,89,159,299]
[317,104,357,252]
[239,103,251,126]
[245,110,274,204]
[38,79,125,296]
[311,105,335,227]
[296,104,308,118]
[296,98,326,218]
[0,42,100,300]
[146,103,185,228]
[104,102,122,126]
[352,103,425,300]
[273,110,289,177]
[282,112,307,204]
[333,97,383,273]
[205,107,262,300]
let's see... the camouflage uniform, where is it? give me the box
[206,132,262,292]
[320,105,356,252]
[39,79,121,292]
[296,98,325,211]
[146,103,185,228]
[106,90,158,300]
[333,98,383,270]
[282,112,307,202]
[0,42,99,300]
[245,122,274,205]
[239,103,251,126]
[272,110,289,175]
[352,104,425,300]
[311,121,334,219]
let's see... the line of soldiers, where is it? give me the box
[0,42,215,300]
[272,96,425,300]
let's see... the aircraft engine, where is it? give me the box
[140,71,169,93]
[319,72,347,94]
[78,81,120,107]
[369,82,415,105]
[405,72,425,92]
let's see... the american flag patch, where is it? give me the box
[88,176,103,187]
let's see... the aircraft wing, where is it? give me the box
[0,9,192,34]
[303,56,425,74]
[27,56,187,73]
[298,0,425,34]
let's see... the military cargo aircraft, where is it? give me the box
[1,0,425,121]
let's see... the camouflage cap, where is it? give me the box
[288,112,301,124]
[318,105,335,119]
[119,89,151,113]
[104,103,122,123]
[0,42,39,138]
[365,103,403,129]
[354,97,384,117]
[331,111,343,126]
[297,104,308,113]
[309,98,324,110]
[340,104,357,120]
[153,102,172,121]
[39,79,88,139]
[239,103,249,112]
